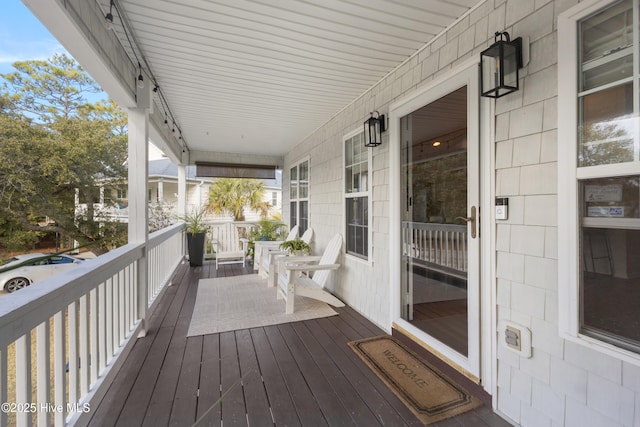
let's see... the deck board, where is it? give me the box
[219,331,249,427]
[88,260,511,427]
[196,334,222,424]
[250,327,302,427]
[235,329,273,427]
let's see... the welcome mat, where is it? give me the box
[349,336,481,424]
[187,275,338,336]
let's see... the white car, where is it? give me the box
[0,253,85,293]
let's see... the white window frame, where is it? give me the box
[558,0,640,363]
[343,128,372,263]
[289,157,310,233]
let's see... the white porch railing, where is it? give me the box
[402,221,468,275]
[0,223,184,427]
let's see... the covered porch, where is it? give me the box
[0,0,521,425]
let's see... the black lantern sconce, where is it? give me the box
[364,111,386,147]
[480,31,523,98]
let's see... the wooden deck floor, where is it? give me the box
[88,261,512,427]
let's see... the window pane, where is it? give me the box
[354,136,364,163]
[580,0,633,64]
[352,164,361,192]
[581,227,640,351]
[582,55,633,91]
[582,176,640,218]
[346,138,354,166]
[346,196,368,258]
[290,166,298,199]
[290,201,297,228]
[345,166,352,192]
[299,161,309,199]
[299,201,308,234]
[360,160,368,192]
[580,176,640,351]
[579,83,635,166]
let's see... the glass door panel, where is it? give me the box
[400,87,471,356]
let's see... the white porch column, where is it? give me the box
[178,165,187,217]
[128,79,152,335]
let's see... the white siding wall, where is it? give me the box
[283,0,640,426]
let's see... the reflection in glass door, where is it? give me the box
[400,87,474,357]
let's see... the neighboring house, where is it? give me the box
[76,158,282,224]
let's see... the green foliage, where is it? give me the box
[180,208,209,234]
[248,219,286,241]
[205,178,270,221]
[0,54,127,255]
[279,238,311,255]
[245,219,286,259]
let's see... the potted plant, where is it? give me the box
[181,208,209,267]
[279,238,311,256]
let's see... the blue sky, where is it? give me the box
[0,0,68,75]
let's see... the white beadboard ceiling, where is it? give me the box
[100,0,482,157]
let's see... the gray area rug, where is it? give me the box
[187,274,338,336]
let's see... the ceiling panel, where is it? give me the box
[99,0,482,157]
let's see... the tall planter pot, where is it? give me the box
[186,232,206,267]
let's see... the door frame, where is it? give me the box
[388,58,495,393]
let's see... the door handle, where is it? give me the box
[455,206,477,238]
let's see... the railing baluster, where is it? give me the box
[15,334,31,427]
[68,301,78,406]
[106,278,114,361]
[124,266,130,335]
[90,288,98,385]
[131,262,136,329]
[119,270,125,344]
[79,295,89,398]
[37,320,51,427]
[54,310,67,426]
[98,282,106,374]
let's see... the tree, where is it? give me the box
[205,178,270,221]
[0,54,128,255]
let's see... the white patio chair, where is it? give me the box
[276,233,344,314]
[253,225,299,275]
[267,227,314,287]
[210,223,249,270]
